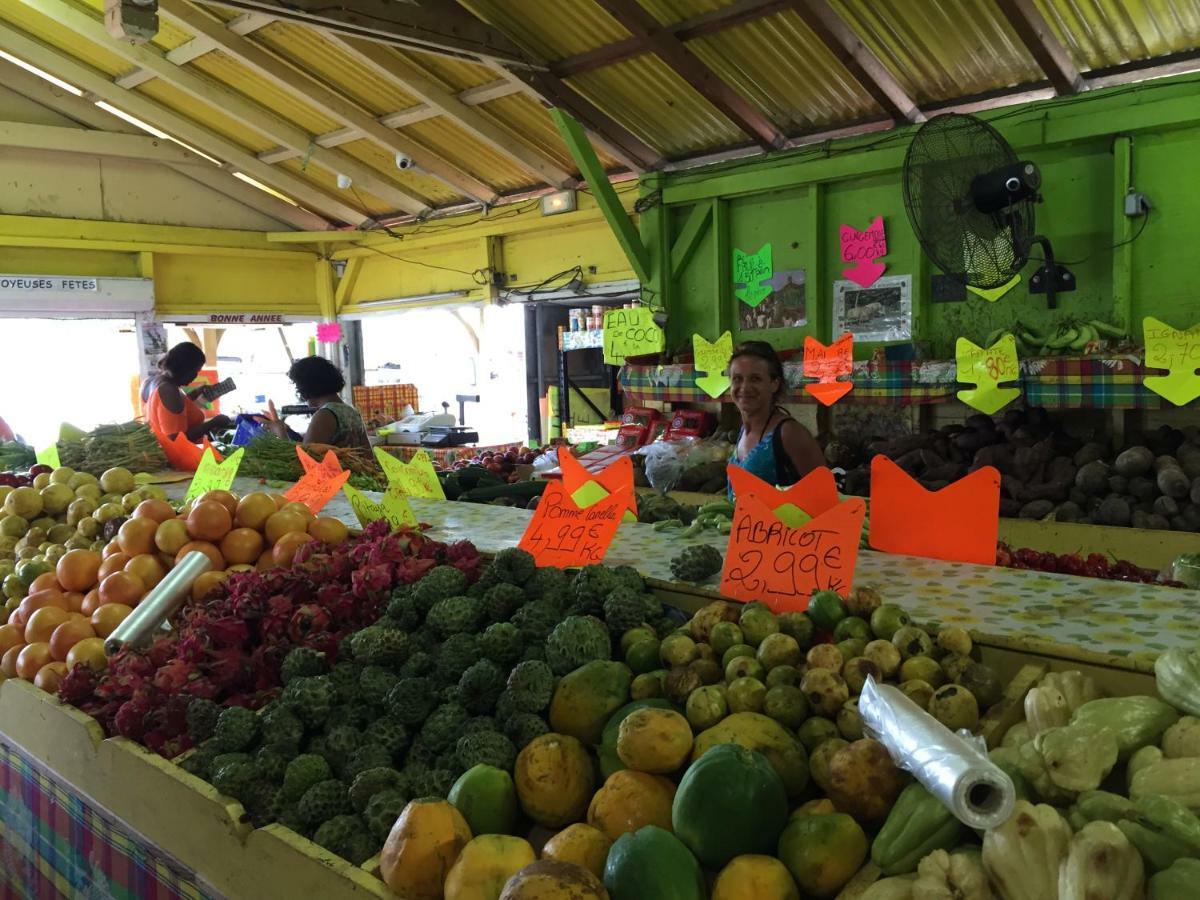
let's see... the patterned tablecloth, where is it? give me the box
[0,741,214,900]
[619,354,1170,409]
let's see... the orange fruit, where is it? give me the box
[57,549,102,592]
[0,623,23,654]
[66,637,108,673]
[264,511,307,545]
[125,554,167,591]
[1,644,23,678]
[154,519,189,556]
[272,531,313,568]
[187,501,232,543]
[133,499,176,523]
[220,527,264,565]
[18,589,69,624]
[272,494,290,510]
[308,517,349,546]
[98,571,145,608]
[118,517,159,557]
[25,606,72,644]
[198,490,239,518]
[16,642,52,680]
[80,588,103,617]
[235,492,277,531]
[49,618,95,661]
[257,548,277,571]
[8,608,22,627]
[176,541,224,572]
[98,552,132,580]
[102,540,124,559]
[64,591,85,613]
[91,603,132,638]
[227,564,255,573]
[191,570,229,601]
[30,572,62,594]
[281,501,316,522]
[34,661,68,692]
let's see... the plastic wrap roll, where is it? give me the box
[859,675,1014,830]
[104,551,213,656]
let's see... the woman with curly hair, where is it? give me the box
[262,356,369,449]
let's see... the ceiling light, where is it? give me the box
[337,174,353,190]
[232,172,299,207]
[540,189,577,216]
[0,50,83,96]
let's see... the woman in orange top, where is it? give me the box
[145,342,231,442]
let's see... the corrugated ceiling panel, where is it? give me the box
[690,11,882,133]
[567,53,744,156]
[476,92,622,173]
[829,0,1043,103]
[400,116,536,193]
[335,137,463,206]
[0,4,130,77]
[1035,0,1200,71]
[133,78,275,154]
[187,50,343,136]
[403,53,503,93]
[252,22,421,116]
[637,0,729,27]
[276,156,393,217]
[459,0,629,59]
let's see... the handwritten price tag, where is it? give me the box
[559,451,637,521]
[35,445,60,469]
[374,447,445,500]
[285,446,350,514]
[803,333,854,405]
[693,331,733,398]
[343,484,417,529]
[727,465,841,517]
[734,244,773,307]
[1144,317,1200,406]
[518,481,628,568]
[956,334,1020,415]
[185,446,244,502]
[840,216,887,288]
[719,495,866,612]
[602,307,665,366]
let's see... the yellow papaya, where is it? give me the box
[380,799,472,900]
[541,824,612,880]
[445,835,536,900]
[587,770,675,842]
[499,859,611,900]
[712,855,801,900]
[515,733,595,828]
[549,661,632,745]
[616,708,693,774]
[776,812,867,899]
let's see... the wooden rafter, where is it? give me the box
[555,0,789,77]
[323,34,577,190]
[994,0,1085,95]
[157,0,498,205]
[19,0,433,216]
[782,0,923,123]
[593,0,786,150]
[200,0,533,66]
[0,120,213,164]
[0,19,361,226]
[115,11,273,89]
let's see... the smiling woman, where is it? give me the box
[727,341,826,498]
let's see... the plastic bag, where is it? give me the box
[637,441,688,493]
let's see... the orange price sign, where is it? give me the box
[719,495,866,612]
[518,481,629,568]
[867,455,1000,565]
[558,450,637,521]
[727,465,841,518]
[286,446,350,514]
[154,432,222,472]
[803,333,854,405]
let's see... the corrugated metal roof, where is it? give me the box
[1035,0,1200,71]
[0,0,1197,228]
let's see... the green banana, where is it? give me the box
[697,501,735,519]
[1046,326,1080,350]
[1021,322,1046,342]
[1069,324,1096,351]
[1091,319,1126,339]
[983,327,1007,347]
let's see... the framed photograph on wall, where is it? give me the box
[832,274,912,342]
[739,268,808,333]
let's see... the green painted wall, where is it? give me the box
[645,73,1200,360]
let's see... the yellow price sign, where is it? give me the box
[693,331,733,398]
[968,274,1020,303]
[36,445,60,469]
[1144,317,1200,406]
[343,484,417,530]
[956,334,1021,415]
[602,307,664,366]
[374,447,446,500]
[185,447,244,502]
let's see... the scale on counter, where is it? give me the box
[422,396,479,446]
[382,398,480,447]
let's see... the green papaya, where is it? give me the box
[604,826,705,900]
[870,782,963,875]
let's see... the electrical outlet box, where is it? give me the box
[1124,192,1151,217]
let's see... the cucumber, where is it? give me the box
[697,501,735,518]
[459,481,548,503]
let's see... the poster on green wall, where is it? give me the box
[740,269,807,332]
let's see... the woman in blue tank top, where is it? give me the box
[727,341,825,498]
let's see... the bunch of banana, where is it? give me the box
[983,319,1125,357]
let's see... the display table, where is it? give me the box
[373,441,520,467]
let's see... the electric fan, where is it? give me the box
[902,112,1075,307]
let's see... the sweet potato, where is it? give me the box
[1154,496,1180,518]
[1019,499,1055,519]
[999,498,1023,518]
[1114,446,1154,477]
[1075,460,1110,495]
[1055,501,1083,522]
[1129,476,1158,502]
[1108,475,1129,495]
[1158,466,1190,499]
[1095,496,1132,526]
[1074,442,1107,467]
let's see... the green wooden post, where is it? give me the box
[549,108,651,284]
[638,172,668,315]
[670,200,714,280]
[714,199,732,338]
[1111,135,1134,332]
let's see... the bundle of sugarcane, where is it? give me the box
[57,422,168,475]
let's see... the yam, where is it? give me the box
[1131,510,1152,530]
[965,414,997,434]
[972,444,1014,473]
[1018,499,1055,520]
[1113,446,1154,477]
[1069,487,1090,507]
[1183,504,1200,531]
[1095,496,1131,526]
[1055,501,1083,522]
[999,498,1023,518]
[1046,457,1077,485]
[1158,466,1190,499]
[1108,475,1129,495]
[894,448,925,474]
[1073,443,1107,467]
[1177,443,1200,480]
[1129,477,1158,502]
[1191,476,1200,506]
[1075,460,1110,495]
[1153,496,1180,518]
[1024,482,1069,503]
[924,463,967,483]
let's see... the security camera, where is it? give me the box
[395,153,414,171]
